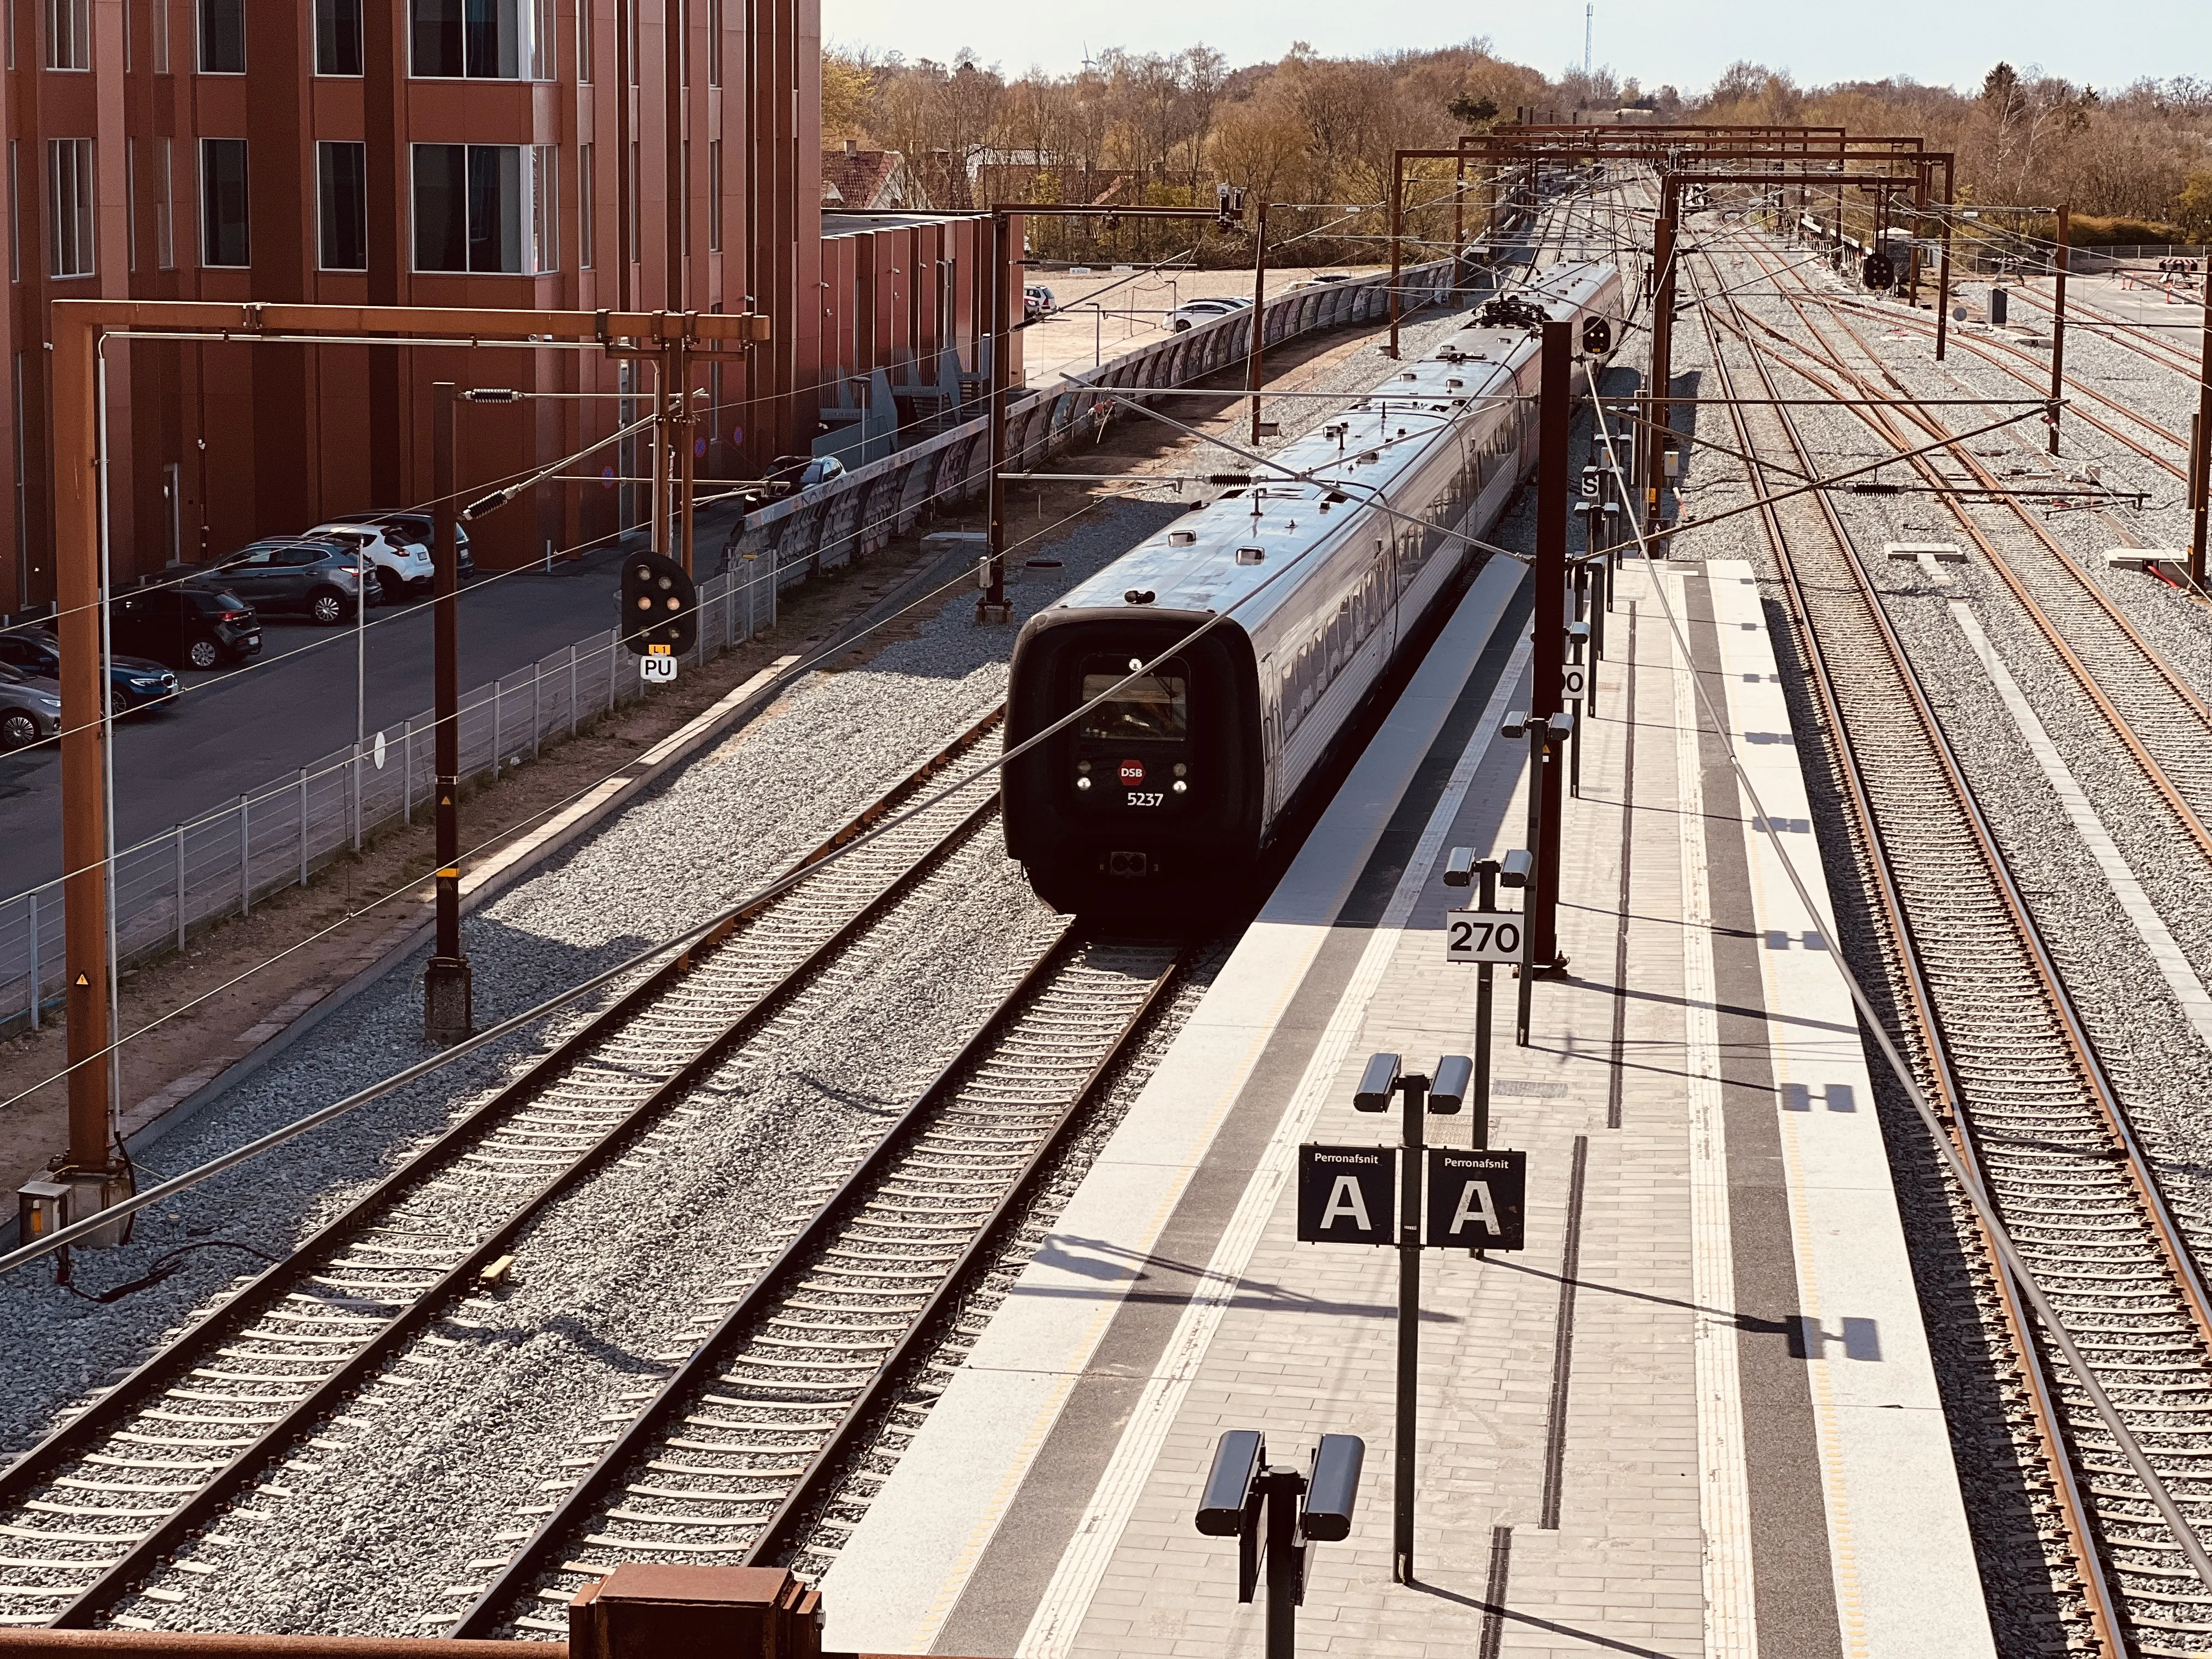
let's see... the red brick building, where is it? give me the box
[0,0,996,608]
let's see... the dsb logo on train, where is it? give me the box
[1119,760,1146,784]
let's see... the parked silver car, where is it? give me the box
[0,661,63,750]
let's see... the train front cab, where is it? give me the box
[1003,608,1263,921]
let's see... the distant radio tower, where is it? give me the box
[1584,4,1593,75]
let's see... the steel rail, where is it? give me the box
[1793,280,2191,477]
[1725,247,2212,861]
[1699,243,2212,1646]
[1685,258,2129,1655]
[1712,247,2212,1352]
[0,711,1008,1630]
[450,936,1190,1634]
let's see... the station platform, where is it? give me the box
[820,557,1994,1659]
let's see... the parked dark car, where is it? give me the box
[185,539,380,625]
[0,661,62,749]
[110,584,262,671]
[0,625,179,709]
[345,511,475,578]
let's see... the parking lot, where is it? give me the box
[0,537,652,895]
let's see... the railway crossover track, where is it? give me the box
[1708,239,2212,868]
[1690,246,2212,1658]
[0,708,1014,1632]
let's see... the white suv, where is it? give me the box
[306,522,434,599]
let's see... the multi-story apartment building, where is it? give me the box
[1,0,997,608]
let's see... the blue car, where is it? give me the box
[0,624,180,711]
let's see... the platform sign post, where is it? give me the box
[1565,620,1590,794]
[1443,848,1532,1148]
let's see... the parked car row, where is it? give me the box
[0,507,482,744]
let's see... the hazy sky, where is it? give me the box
[823,0,2209,97]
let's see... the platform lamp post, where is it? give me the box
[978,201,1232,623]
[1195,1430,1366,1659]
[1354,1050,1472,1585]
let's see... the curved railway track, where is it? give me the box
[2004,279,2204,386]
[1688,247,2212,1658]
[0,709,1012,1632]
[436,933,1187,1637]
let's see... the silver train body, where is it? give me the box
[1003,261,1623,917]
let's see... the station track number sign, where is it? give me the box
[1296,1145,1526,1251]
[1444,909,1522,964]
[641,644,678,684]
[1560,660,1588,699]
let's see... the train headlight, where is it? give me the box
[1076,776,1092,790]
[1172,780,1188,793]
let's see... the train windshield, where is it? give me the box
[1079,668,1188,742]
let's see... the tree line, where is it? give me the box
[820,42,2212,264]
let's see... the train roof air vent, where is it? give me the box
[1124,588,1156,605]
[1237,546,1266,565]
[1169,529,1197,546]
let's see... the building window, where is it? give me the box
[708,0,719,87]
[680,139,690,257]
[627,140,638,262]
[48,138,95,278]
[47,0,90,69]
[198,0,243,72]
[578,141,592,267]
[409,0,551,80]
[530,145,556,274]
[315,0,362,74]
[575,0,589,81]
[200,137,248,266]
[708,140,721,252]
[151,0,168,71]
[126,138,137,270]
[155,137,173,267]
[411,143,556,274]
[6,144,17,283]
[318,141,368,270]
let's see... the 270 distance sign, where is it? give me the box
[1444,908,1523,963]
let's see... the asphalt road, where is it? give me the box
[0,538,656,896]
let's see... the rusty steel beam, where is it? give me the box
[47,297,766,1206]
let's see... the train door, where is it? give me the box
[1259,653,1280,815]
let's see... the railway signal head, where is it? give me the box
[620,551,698,656]
[1581,314,1615,357]
[1861,252,1895,291]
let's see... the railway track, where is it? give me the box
[1688,247,2212,1658]
[1770,244,2193,482]
[1706,239,2212,865]
[0,710,1011,1632]
[433,932,1187,1638]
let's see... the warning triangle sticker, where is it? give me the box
[74,973,89,987]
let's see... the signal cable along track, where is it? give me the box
[1687,250,2212,1658]
[0,709,1009,1633]
[1705,251,2212,871]
[445,933,1189,1638]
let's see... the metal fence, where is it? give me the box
[0,252,1458,1038]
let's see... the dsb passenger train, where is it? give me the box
[1002,261,1624,917]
